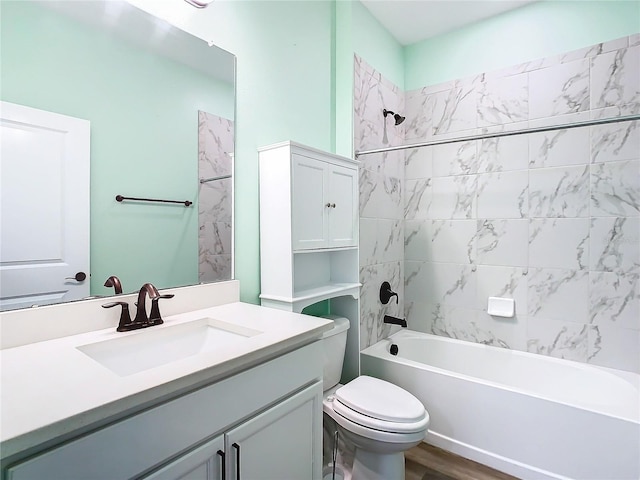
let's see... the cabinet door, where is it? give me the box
[327,164,357,247]
[225,382,322,480]
[292,154,328,250]
[144,436,225,480]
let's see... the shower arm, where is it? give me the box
[356,113,640,158]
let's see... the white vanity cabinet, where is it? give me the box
[5,342,323,480]
[224,383,320,480]
[146,383,320,480]
[259,141,360,312]
[145,436,225,480]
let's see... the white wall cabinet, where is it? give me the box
[259,141,361,382]
[259,141,360,312]
[5,343,323,480]
[291,154,357,250]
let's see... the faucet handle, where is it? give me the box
[380,281,399,305]
[102,301,133,331]
[149,294,175,326]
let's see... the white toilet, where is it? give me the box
[321,316,429,480]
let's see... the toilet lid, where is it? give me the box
[334,376,426,423]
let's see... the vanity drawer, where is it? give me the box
[6,341,322,480]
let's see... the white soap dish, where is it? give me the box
[487,297,515,318]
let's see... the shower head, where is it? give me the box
[383,109,405,126]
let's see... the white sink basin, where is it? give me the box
[77,318,263,376]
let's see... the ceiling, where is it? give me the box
[360,0,538,46]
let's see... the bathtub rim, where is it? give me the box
[361,330,640,425]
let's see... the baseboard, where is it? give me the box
[424,432,571,480]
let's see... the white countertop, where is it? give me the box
[0,302,333,460]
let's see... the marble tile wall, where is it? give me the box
[354,55,406,349]
[355,35,640,373]
[198,111,234,283]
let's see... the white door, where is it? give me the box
[327,164,357,248]
[225,383,322,480]
[292,154,328,250]
[0,101,90,310]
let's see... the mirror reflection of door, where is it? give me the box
[0,101,90,310]
[1,1,235,309]
[198,111,234,283]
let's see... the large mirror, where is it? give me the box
[0,0,235,311]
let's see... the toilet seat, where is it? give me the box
[332,376,429,434]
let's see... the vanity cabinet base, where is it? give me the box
[5,342,323,480]
[145,382,321,480]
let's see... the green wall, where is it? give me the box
[221,1,334,304]
[1,1,234,295]
[405,0,640,89]
[351,0,404,88]
[334,0,354,157]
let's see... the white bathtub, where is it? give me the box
[360,330,640,480]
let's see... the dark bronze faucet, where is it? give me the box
[384,314,407,328]
[133,283,160,325]
[102,283,173,332]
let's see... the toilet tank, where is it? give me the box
[321,315,350,391]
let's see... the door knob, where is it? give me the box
[65,272,87,282]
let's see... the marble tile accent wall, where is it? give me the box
[198,111,233,283]
[354,35,640,373]
[355,55,405,349]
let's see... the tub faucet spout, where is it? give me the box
[384,315,407,328]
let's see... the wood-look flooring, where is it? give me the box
[405,443,519,480]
